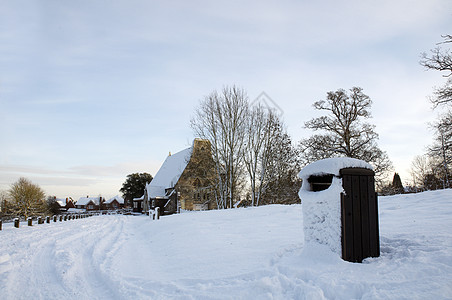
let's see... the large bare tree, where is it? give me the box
[243,104,270,206]
[191,86,248,208]
[299,87,392,185]
[260,118,301,205]
[427,112,452,188]
[8,177,47,218]
[243,106,290,206]
[420,34,452,107]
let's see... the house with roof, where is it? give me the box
[76,196,104,211]
[133,195,144,213]
[104,195,124,210]
[52,197,76,212]
[143,138,218,215]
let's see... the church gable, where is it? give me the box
[144,138,217,214]
[176,139,217,211]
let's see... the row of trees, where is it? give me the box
[409,35,452,192]
[191,84,394,207]
[191,86,301,208]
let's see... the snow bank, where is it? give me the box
[1,189,452,299]
[298,157,373,255]
[298,176,343,254]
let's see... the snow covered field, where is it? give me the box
[1,190,452,299]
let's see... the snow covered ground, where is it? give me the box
[1,190,452,299]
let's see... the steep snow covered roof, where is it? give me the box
[298,157,373,180]
[56,200,66,207]
[147,147,192,198]
[76,197,101,206]
[105,195,124,204]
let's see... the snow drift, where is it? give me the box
[1,189,452,299]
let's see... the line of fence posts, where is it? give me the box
[1,210,133,230]
[2,214,91,229]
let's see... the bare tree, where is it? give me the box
[427,112,452,188]
[0,190,8,216]
[243,104,269,206]
[243,105,291,206]
[8,177,47,218]
[420,34,452,107]
[260,120,301,205]
[299,87,392,186]
[410,154,445,191]
[191,86,248,208]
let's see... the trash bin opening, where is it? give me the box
[307,174,334,192]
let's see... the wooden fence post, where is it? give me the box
[63,215,67,221]
[0,220,2,230]
[156,207,160,220]
[37,217,42,224]
[59,215,63,222]
[53,215,57,222]
[46,216,50,223]
[14,218,19,228]
[27,217,32,226]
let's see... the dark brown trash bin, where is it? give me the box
[340,168,380,263]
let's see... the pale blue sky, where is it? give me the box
[1,0,451,199]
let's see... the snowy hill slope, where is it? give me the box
[1,190,452,299]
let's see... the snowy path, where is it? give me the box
[1,190,452,299]
[0,216,128,299]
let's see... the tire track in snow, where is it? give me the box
[0,216,128,300]
[0,222,80,299]
[55,216,127,299]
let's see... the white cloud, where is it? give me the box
[0,0,451,195]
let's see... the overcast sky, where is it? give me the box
[1,0,451,200]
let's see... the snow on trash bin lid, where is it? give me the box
[298,157,373,181]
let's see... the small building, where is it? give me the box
[53,197,75,212]
[143,138,217,215]
[76,196,104,211]
[104,195,124,210]
[133,195,144,213]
